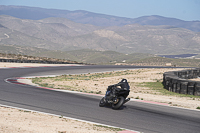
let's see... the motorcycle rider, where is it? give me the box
[107,79,130,102]
[99,78,131,109]
[116,79,130,90]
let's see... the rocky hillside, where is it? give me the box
[0,15,199,55]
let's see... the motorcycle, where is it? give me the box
[99,79,130,110]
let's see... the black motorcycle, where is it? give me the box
[99,79,130,110]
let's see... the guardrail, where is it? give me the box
[163,68,200,96]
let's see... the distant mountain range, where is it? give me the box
[0,15,199,54]
[0,5,200,63]
[0,5,200,32]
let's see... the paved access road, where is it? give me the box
[0,65,200,133]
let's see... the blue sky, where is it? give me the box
[1,0,199,21]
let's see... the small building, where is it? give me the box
[165,63,172,66]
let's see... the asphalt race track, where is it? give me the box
[0,65,200,133]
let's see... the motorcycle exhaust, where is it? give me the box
[124,98,130,104]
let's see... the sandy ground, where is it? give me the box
[1,62,200,133]
[0,107,119,133]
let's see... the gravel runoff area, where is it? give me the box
[1,62,200,133]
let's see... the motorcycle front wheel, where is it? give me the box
[99,97,106,107]
[111,96,125,110]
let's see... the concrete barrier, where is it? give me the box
[163,68,200,96]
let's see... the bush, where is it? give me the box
[135,96,139,99]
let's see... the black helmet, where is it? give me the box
[121,79,127,82]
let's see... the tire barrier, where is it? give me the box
[163,68,200,96]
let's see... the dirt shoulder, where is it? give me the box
[0,106,120,133]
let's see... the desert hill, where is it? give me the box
[0,5,200,32]
[0,15,199,54]
[0,5,200,66]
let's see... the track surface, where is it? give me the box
[0,65,200,133]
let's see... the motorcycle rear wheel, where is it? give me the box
[111,96,124,110]
[99,97,106,107]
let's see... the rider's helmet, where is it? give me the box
[119,79,129,90]
[121,79,127,83]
